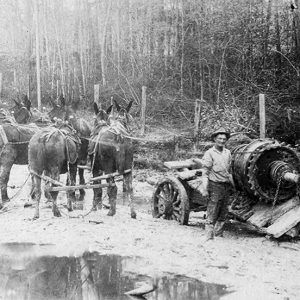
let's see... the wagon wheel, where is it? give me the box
[152,176,190,225]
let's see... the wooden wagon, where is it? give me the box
[151,159,207,225]
[151,158,300,239]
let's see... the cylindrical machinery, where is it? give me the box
[231,139,300,203]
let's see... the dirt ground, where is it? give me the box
[0,165,300,300]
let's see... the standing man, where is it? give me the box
[201,127,234,240]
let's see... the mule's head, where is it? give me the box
[112,100,133,128]
[48,104,62,121]
[48,95,75,121]
[93,102,113,128]
[30,108,51,126]
[11,99,32,124]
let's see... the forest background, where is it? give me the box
[0,0,299,144]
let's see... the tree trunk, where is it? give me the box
[34,0,41,110]
[274,0,282,83]
[26,0,33,99]
[263,0,272,69]
[180,0,184,99]
[100,0,112,86]
[292,0,300,94]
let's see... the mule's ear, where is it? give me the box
[113,99,121,111]
[93,102,99,115]
[60,96,66,107]
[126,100,133,112]
[23,95,31,110]
[106,104,113,115]
[13,99,21,107]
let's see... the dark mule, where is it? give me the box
[48,95,91,200]
[89,101,136,218]
[11,97,32,124]
[28,122,82,219]
[0,118,39,208]
[11,95,51,126]
[47,94,70,121]
[66,114,91,200]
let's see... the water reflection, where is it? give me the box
[0,243,228,300]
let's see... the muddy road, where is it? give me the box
[0,165,299,299]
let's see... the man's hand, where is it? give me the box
[192,158,203,167]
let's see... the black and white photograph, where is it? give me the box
[0,0,299,299]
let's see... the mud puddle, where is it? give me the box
[0,243,229,300]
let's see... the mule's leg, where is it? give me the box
[92,169,103,210]
[44,170,52,203]
[29,174,35,201]
[32,175,42,220]
[66,163,77,212]
[0,151,15,208]
[107,177,117,216]
[78,168,86,201]
[123,171,136,219]
[51,168,61,217]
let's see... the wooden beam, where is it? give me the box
[266,205,300,238]
[248,197,300,228]
[285,225,299,238]
[164,159,199,170]
[30,171,64,187]
[247,204,270,227]
[48,183,115,192]
[89,169,131,182]
[269,197,300,225]
[177,169,203,180]
[77,165,91,170]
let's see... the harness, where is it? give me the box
[42,126,81,164]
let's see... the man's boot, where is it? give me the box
[205,224,214,240]
[214,221,225,237]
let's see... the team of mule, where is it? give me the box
[0,95,136,220]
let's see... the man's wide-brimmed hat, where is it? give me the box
[211,127,230,140]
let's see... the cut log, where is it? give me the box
[177,169,203,180]
[248,197,300,228]
[266,205,300,238]
[164,159,199,170]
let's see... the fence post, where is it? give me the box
[259,93,266,139]
[141,86,147,135]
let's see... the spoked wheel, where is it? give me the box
[152,176,190,225]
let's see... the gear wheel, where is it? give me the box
[231,139,300,203]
